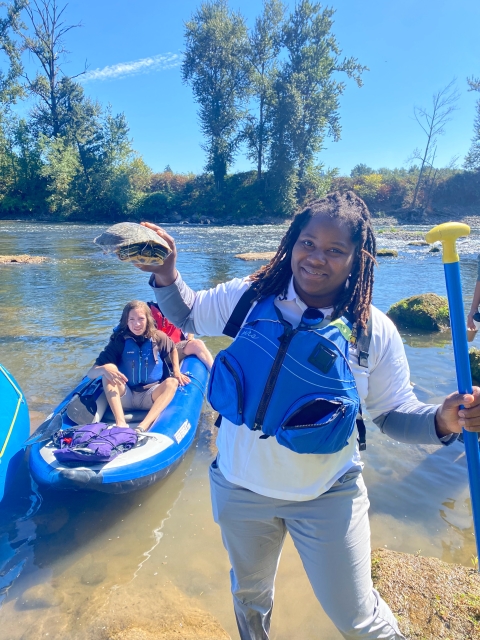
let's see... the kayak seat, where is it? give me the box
[102,408,148,425]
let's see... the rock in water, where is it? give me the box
[372,548,480,640]
[235,252,276,261]
[470,348,480,385]
[19,584,63,609]
[387,293,450,331]
[377,249,398,257]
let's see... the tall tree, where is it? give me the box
[410,80,459,208]
[183,0,249,190]
[21,0,84,138]
[0,0,24,106]
[267,0,366,214]
[244,0,284,181]
[464,76,480,171]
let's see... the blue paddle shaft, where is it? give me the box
[444,262,480,557]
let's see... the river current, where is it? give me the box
[1,220,480,639]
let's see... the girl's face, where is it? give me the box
[291,214,357,308]
[127,308,148,336]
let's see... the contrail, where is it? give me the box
[81,52,182,83]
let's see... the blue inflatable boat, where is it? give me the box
[0,365,30,502]
[29,355,208,493]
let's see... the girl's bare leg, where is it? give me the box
[102,377,129,427]
[137,377,179,431]
[183,339,214,371]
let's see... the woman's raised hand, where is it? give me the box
[134,222,178,286]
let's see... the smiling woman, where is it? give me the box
[124,191,480,640]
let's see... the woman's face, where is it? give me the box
[127,308,148,336]
[291,214,357,308]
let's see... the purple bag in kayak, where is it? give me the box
[53,423,138,466]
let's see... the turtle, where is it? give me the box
[93,222,171,265]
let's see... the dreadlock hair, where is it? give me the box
[249,191,377,330]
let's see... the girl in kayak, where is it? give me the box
[87,300,189,431]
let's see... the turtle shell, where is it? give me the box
[94,223,171,264]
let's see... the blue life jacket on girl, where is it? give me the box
[207,295,360,455]
[118,337,167,388]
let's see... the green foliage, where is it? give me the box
[350,163,373,178]
[39,134,80,217]
[0,0,24,105]
[243,0,284,179]
[183,0,249,189]
[267,0,366,215]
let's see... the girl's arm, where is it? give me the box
[169,345,190,386]
[87,362,128,385]
[87,337,127,384]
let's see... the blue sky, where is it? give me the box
[23,0,480,176]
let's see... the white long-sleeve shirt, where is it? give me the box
[152,273,452,501]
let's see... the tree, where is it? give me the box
[183,0,249,190]
[350,163,373,178]
[0,0,24,106]
[267,0,366,214]
[464,76,480,171]
[21,0,85,138]
[243,0,284,181]
[409,80,459,208]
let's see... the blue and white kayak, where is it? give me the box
[29,356,208,493]
[0,365,30,502]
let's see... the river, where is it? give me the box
[0,220,479,639]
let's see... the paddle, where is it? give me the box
[426,222,480,566]
[24,376,95,446]
[24,411,64,446]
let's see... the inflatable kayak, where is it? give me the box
[29,355,208,493]
[0,365,30,502]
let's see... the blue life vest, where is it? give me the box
[207,295,360,455]
[118,337,166,388]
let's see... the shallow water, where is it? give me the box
[1,220,480,639]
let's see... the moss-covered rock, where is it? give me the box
[387,293,450,331]
[407,240,428,246]
[377,248,398,257]
[470,348,480,385]
[372,548,480,640]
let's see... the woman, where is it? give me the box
[134,192,480,639]
[87,300,189,432]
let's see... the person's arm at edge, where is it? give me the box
[467,279,480,330]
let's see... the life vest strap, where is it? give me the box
[222,285,259,338]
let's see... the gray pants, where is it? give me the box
[209,460,405,640]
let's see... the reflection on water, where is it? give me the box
[1,221,480,639]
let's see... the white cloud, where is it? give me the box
[81,52,182,83]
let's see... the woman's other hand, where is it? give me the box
[435,387,480,436]
[132,222,177,286]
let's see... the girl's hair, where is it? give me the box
[249,191,377,330]
[117,300,160,339]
